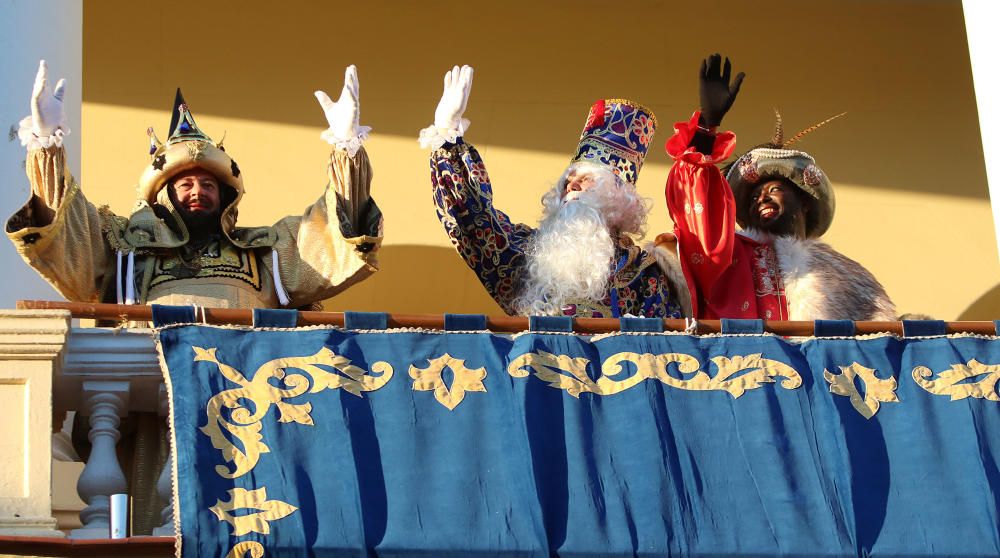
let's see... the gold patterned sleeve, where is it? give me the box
[329,145,370,233]
[267,146,383,308]
[4,146,116,302]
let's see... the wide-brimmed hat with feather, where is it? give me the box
[727,111,844,238]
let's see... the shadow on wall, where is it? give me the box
[82,0,986,199]
[322,245,504,315]
[958,283,1000,321]
[333,244,1000,320]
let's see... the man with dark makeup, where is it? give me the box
[659,54,895,321]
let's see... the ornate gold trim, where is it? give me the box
[913,359,1000,401]
[508,351,801,398]
[196,346,393,479]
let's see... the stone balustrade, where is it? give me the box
[0,310,172,539]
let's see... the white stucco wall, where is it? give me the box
[963,0,1000,260]
[0,0,82,306]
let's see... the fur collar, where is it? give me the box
[738,228,896,321]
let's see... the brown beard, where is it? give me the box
[177,207,222,238]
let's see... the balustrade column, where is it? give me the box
[152,383,175,536]
[70,381,129,539]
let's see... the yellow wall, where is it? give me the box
[80,0,998,319]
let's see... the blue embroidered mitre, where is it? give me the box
[570,98,657,185]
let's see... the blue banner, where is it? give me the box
[156,325,1000,557]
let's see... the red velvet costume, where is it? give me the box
[665,112,789,320]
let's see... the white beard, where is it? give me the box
[513,165,649,316]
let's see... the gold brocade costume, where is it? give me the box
[5,143,382,310]
[6,88,382,534]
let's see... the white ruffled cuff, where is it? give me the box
[320,125,372,158]
[418,118,471,150]
[18,116,69,150]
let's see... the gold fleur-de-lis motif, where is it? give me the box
[225,541,264,558]
[210,487,298,537]
[913,359,1000,401]
[195,346,393,478]
[824,362,899,419]
[409,354,486,410]
[508,351,801,398]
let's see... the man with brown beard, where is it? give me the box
[6,62,385,533]
[661,54,895,321]
[422,65,689,318]
[7,62,382,311]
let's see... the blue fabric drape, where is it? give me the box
[444,313,488,331]
[619,317,665,332]
[529,315,574,332]
[151,304,196,327]
[902,319,947,337]
[157,326,1000,557]
[344,311,388,330]
[720,318,764,334]
[814,319,856,337]
[252,308,299,328]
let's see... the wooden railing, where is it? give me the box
[0,535,173,557]
[16,299,998,336]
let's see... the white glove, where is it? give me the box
[315,65,371,157]
[419,65,473,150]
[435,65,473,131]
[18,60,70,149]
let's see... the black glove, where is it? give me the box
[699,54,745,127]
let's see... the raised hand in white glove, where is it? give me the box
[419,65,473,150]
[19,60,70,149]
[315,65,371,157]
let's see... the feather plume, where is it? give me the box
[783,112,847,147]
[771,108,784,146]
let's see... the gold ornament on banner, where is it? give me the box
[211,486,298,537]
[225,541,265,558]
[195,346,393,479]
[508,351,801,398]
[913,359,1000,401]
[409,354,487,410]
[508,351,609,397]
[824,363,899,419]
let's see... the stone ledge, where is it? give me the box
[63,329,159,376]
[0,515,63,538]
[0,310,71,359]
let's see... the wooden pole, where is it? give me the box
[15,300,997,336]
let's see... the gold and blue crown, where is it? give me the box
[570,98,657,185]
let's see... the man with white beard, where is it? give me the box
[420,66,689,318]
